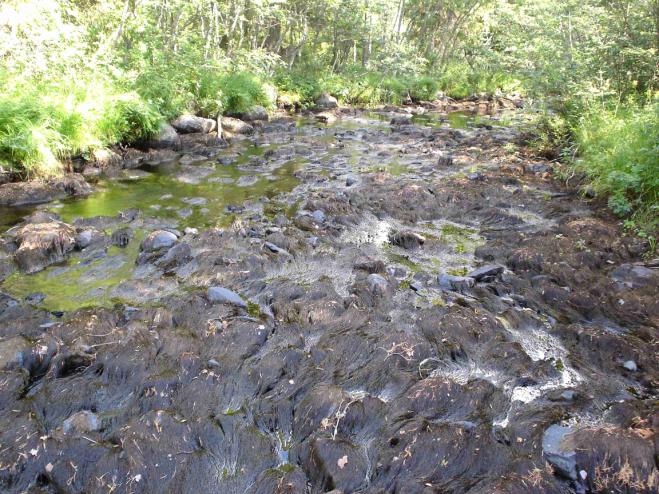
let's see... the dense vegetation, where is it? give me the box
[0,0,656,230]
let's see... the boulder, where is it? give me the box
[62,410,100,434]
[241,105,269,122]
[610,263,657,289]
[316,92,338,110]
[388,230,425,249]
[542,424,577,480]
[221,117,255,136]
[89,148,122,169]
[171,114,216,134]
[14,221,76,273]
[0,174,92,207]
[438,273,474,292]
[146,122,181,150]
[390,115,412,126]
[140,230,178,252]
[207,286,247,308]
[468,264,504,281]
[316,111,337,124]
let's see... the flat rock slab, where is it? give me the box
[0,174,91,207]
[208,286,247,308]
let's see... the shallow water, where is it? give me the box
[1,111,490,312]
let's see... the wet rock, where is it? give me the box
[179,153,207,166]
[222,116,255,135]
[146,122,181,149]
[316,92,338,110]
[390,115,412,126]
[89,148,122,169]
[354,257,385,274]
[622,360,637,372]
[542,424,577,480]
[241,105,269,122]
[81,166,102,181]
[175,164,215,184]
[388,230,425,249]
[156,242,192,272]
[316,111,337,124]
[141,230,178,252]
[311,210,326,224]
[14,221,76,273]
[610,263,657,289]
[208,286,247,308]
[438,273,475,292]
[74,229,94,249]
[171,114,216,134]
[62,410,100,434]
[299,438,367,493]
[436,151,454,167]
[111,227,133,248]
[367,273,389,296]
[468,264,504,281]
[264,242,290,256]
[0,173,91,207]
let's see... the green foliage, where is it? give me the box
[573,101,658,226]
[220,73,273,115]
[97,94,162,144]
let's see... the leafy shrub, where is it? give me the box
[220,72,273,115]
[97,93,162,144]
[573,101,658,225]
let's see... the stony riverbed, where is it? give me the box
[0,106,656,493]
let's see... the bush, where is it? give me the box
[0,78,163,178]
[573,101,658,225]
[220,72,273,115]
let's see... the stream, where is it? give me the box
[0,107,656,493]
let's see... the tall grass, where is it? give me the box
[0,79,162,178]
[573,101,658,228]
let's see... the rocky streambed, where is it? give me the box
[0,106,656,493]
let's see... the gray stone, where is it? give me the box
[468,264,504,281]
[242,105,269,122]
[622,360,637,372]
[221,117,254,135]
[390,115,412,126]
[208,286,247,308]
[542,425,577,480]
[14,222,76,274]
[367,274,389,296]
[316,93,338,110]
[172,114,216,134]
[436,152,453,167]
[141,230,178,252]
[388,230,425,249]
[610,264,657,289]
[147,122,181,149]
[75,230,94,250]
[438,273,475,292]
[63,410,100,434]
[346,176,357,186]
[311,210,326,223]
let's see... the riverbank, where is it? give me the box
[0,104,656,493]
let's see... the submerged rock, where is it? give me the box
[13,221,76,273]
[208,286,247,308]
